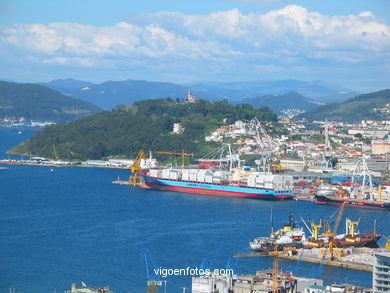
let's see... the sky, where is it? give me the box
[0,0,389,92]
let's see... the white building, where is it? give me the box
[173,122,184,134]
[192,273,233,293]
[66,283,113,293]
[373,251,390,292]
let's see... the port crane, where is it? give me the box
[197,143,242,173]
[248,117,273,172]
[320,202,346,262]
[129,149,145,185]
[271,245,279,293]
[154,150,193,168]
[141,248,162,293]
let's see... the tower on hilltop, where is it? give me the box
[187,89,197,103]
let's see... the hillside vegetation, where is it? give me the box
[298,89,390,122]
[0,81,102,122]
[11,98,277,160]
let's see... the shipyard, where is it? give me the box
[1,1,390,292]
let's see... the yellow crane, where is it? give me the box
[154,151,193,168]
[320,202,346,262]
[322,220,331,235]
[129,150,145,185]
[52,144,59,160]
[310,219,322,241]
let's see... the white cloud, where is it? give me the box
[0,5,389,83]
[223,0,288,5]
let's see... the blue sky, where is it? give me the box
[0,0,389,91]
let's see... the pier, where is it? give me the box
[234,247,378,273]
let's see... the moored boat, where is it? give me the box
[249,214,306,251]
[141,169,295,200]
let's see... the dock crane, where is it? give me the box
[129,150,145,185]
[321,202,346,262]
[52,144,59,160]
[154,151,193,168]
[141,248,162,293]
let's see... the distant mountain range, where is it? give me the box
[239,91,323,115]
[298,89,390,122]
[0,81,102,122]
[40,78,357,109]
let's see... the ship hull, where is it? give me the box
[142,176,295,200]
[314,195,390,210]
[250,241,304,252]
[335,235,381,248]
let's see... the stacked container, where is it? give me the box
[189,169,198,181]
[182,169,190,181]
[162,169,171,179]
[169,169,181,180]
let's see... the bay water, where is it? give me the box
[0,127,383,293]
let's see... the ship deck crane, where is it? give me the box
[129,150,145,185]
[154,151,193,168]
[310,219,322,241]
[346,216,361,237]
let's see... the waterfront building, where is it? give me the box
[373,251,390,292]
[280,159,306,171]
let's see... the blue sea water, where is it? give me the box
[0,126,384,293]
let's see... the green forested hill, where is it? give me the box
[11,98,277,160]
[0,81,102,122]
[298,89,390,122]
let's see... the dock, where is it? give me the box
[234,247,377,273]
[112,180,142,186]
[294,195,314,202]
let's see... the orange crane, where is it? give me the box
[129,150,145,185]
[154,151,193,168]
[271,245,279,293]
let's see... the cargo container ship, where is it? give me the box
[141,168,295,200]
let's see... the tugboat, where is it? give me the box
[250,213,306,252]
